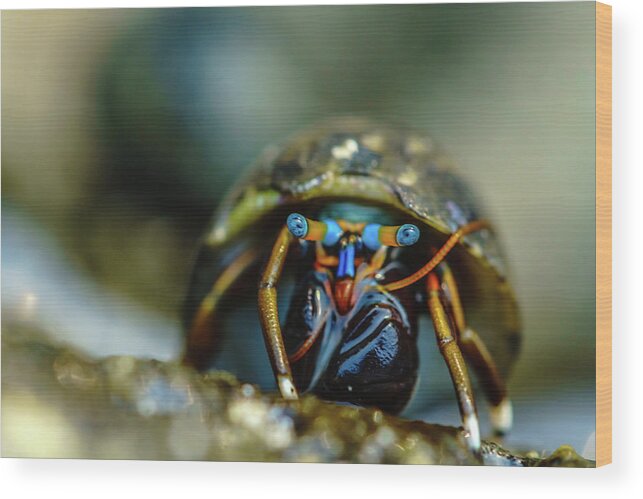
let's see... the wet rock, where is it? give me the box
[1,333,593,467]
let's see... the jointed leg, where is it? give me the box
[439,262,512,435]
[184,247,258,370]
[427,272,481,452]
[258,225,299,400]
[459,328,512,435]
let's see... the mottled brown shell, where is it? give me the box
[204,118,521,377]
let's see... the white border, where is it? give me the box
[1,0,642,497]
[0,0,606,8]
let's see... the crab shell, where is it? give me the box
[188,118,521,384]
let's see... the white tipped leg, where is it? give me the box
[278,374,299,400]
[463,414,481,452]
[490,399,513,436]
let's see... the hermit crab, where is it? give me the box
[183,119,521,451]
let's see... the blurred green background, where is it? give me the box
[2,3,596,458]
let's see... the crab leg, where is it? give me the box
[384,219,490,292]
[258,225,299,400]
[184,246,259,370]
[427,272,480,452]
[438,262,513,435]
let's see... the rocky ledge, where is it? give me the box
[1,333,593,467]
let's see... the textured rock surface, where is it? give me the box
[1,333,593,467]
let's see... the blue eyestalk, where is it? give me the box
[321,219,343,247]
[286,213,343,247]
[363,222,420,250]
[363,223,383,251]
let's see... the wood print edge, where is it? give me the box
[595,0,612,468]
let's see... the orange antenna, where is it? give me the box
[383,220,491,292]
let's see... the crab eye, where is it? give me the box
[287,213,309,238]
[286,213,343,247]
[395,224,420,246]
[362,223,420,251]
